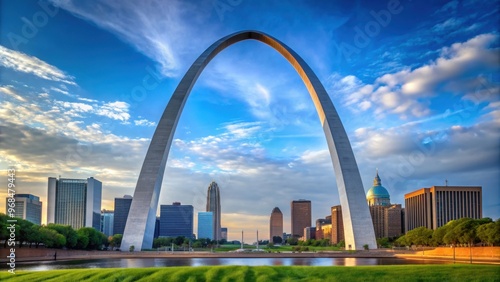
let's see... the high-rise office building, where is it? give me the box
[269,207,283,241]
[101,210,114,237]
[331,205,344,244]
[291,200,311,237]
[160,202,193,238]
[6,194,42,225]
[113,195,133,235]
[385,204,403,237]
[405,186,482,232]
[198,211,213,240]
[206,181,221,241]
[221,227,228,241]
[47,177,101,230]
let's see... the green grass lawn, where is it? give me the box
[2,265,499,281]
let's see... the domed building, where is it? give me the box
[365,170,404,239]
[366,171,391,206]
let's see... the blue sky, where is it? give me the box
[0,0,499,242]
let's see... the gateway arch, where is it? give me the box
[121,31,377,251]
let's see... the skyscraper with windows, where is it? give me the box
[101,210,114,237]
[405,186,482,232]
[47,177,101,230]
[206,181,221,241]
[331,205,344,244]
[160,202,193,238]
[197,212,213,240]
[269,207,283,241]
[291,200,311,237]
[6,194,42,225]
[113,195,132,235]
[221,227,228,241]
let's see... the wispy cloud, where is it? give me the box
[134,119,156,127]
[50,86,71,96]
[96,101,130,121]
[432,18,464,33]
[54,99,131,122]
[50,0,215,77]
[0,45,76,85]
[0,85,26,102]
[339,33,499,119]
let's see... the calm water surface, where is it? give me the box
[16,257,451,271]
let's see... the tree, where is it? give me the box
[153,237,172,248]
[47,224,78,249]
[27,225,42,248]
[108,234,123,250]
[76,227,105,250]
[443,218,479,246]
[454,218,480,246]
[174,236,185,246]
[477,220,500,246]
[433,225,449,246]
[377,237,390,248]
[15,218,34,247]
[405,227,433,246]
[395,235,408,246]
[0,214,9,247]
[336,240,345,248]
[76,231,89,249]
[286,237,298,246]
[39,227,66,248]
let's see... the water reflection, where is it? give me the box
[15,257,451,271]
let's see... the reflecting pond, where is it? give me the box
[15,257,452,271]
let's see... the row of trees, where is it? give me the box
[152,236,228,249]
[396,218,500,247]
[0,213,108,250]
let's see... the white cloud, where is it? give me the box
[338,33,499,118]
[50,0,215,77]
[50,86,70,96]
[134,119,156,127]
[0,45,76,85]
[95,101,130,121]
[53,99,131,122]
[432,18,463,33]
[0,85,26,102]
[55,101,94,113]
[78,97,99,103]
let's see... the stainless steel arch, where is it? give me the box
[121,30,377,251]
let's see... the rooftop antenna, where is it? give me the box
[445,179,448,186]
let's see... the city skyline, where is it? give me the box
[1,0,499,242]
